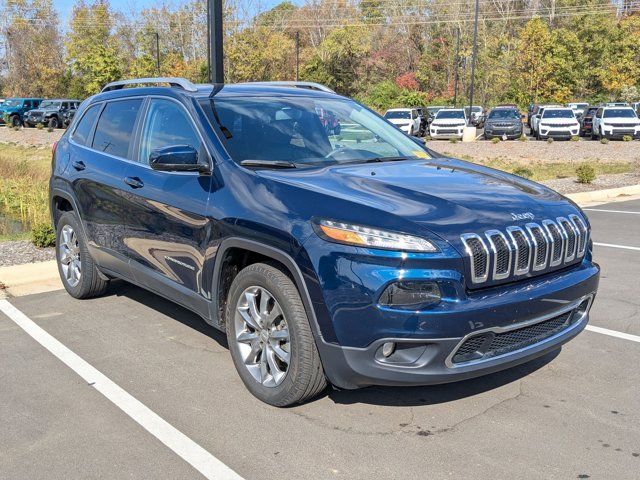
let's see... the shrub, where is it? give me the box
[13,126,20,131]
[31,223,56,247]
[518,135,528,142]
[36,123,44,130]
[512,167,534,179]
[47,127,54,133]
[623,135,633,142]
[449,138,458,144]
[576,164,596,184]
[423,135,432,141]
[570,136,579,142]
[546,137,554,143]
[491,137,500,144]
[600,137,609,144]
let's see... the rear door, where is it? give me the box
[68,98,143,275]
[121,96,213,311]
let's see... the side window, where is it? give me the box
[596,108,603,118]
[139,99,202,164]
[23,101,30,110]
[71,104,102,146]
[62,102,69,110]
[92,99,143,159]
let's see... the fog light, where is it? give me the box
[573,296,592,321]
[381,342,396,357]
[379,281,441,309]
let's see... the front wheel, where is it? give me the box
[10,116,21,127]
[225,263,327,406]
[56,212,109,299]
[48,117,59,129]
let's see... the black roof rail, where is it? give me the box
[101,77,198,93]
[240,81,335,93]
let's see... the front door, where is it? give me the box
[121,97,213,313]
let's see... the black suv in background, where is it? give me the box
[579,106,599,137]
[25,99,81,129]
[483,107,523,140]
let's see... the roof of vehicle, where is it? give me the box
[601,106,635,111]
[542,107,574,112]
[40,98,81,102]
[385,107,416,112]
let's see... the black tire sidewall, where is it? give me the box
[225,264,316,406]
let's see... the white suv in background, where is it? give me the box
[591,106,640,140]
[536,107,579,140]
[383,108,421,136]
[429,108,467,140]
[567,102,589,119]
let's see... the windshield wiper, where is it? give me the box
[363,156,411,163]
[240,159,298,169]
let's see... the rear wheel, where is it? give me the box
[56,212,109,299]
[48,117,59,129]
[226,262,327,406]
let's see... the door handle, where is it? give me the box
[71,160,85,171]
[124,176,144,189]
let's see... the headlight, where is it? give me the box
[315,219,438,252]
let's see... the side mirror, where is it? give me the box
[149,145,209,173]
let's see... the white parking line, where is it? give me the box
[0,299,244,480]
[584,209,640,215]
[593,242,640,252]
[586,325,640,343]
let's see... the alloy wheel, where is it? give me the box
[59,224,81,287]
[234,286,290,387]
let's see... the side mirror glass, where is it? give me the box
[149,145,209,173]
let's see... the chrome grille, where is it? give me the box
[461,216,589,285]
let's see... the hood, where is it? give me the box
[540,117,578,125]
[257,158,579,250]
[432,118,466,126]
[601,117,640,124]
[387,118,411,125]
[27,109,45,115]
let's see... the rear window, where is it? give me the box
[71,104,102,146]
[92,99,143,159]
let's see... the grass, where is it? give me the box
[476,158,633,181]
[0,144,51,238]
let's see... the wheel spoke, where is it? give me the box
[264,303,283,327]
[245,291,261,326]
[270,327,289,341]
[237,330,258,344]
[244,340,262,365]
[259,349,270,383]
[266,347,286,384]
[259,288,270,316]
[60,251,72,265]
[271,343,290,364]
[238,306,261,332]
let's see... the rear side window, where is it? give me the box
[92,99,143,159]
[71,104,102,146]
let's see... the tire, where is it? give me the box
[333,124,341,135]
[225,262,327,406]
[56,212,109,299]
[48,117,59,129]
[10,115,21,127]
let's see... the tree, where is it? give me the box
[3,0,65,97]
[65,0,122,97]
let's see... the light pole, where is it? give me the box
[207,0,224,83]
[295,31,300,81]
[150,32,160,75]
[467,0,479,126]
[453,27,460,107]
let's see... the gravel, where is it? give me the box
[541,172,640,194]
[0,125,63,147]
[0,241,55,267]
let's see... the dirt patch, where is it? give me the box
[0,125,64,148]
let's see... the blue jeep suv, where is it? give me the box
[50,78,600,406]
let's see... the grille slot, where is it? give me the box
[543,220,564,266]
[461,234,489,283]
[451,311,575,365]
[507,227,531,275]
[526,223,548,271]
[485,230,512,280]
[570,214,588,257]
[558,217,577,261]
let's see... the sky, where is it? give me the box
[53,0,290,25]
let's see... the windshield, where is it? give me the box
[436,110,465,120]
[38,101,60,109]
[603,108,637,118]
[464,106,482,114]
[205,96,431,166]
[488,109,520,120]
[542,109,575,119]
[3,98,21,107]
[384,111,410,119]
[427,107,442,115]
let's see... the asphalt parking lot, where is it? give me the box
[1,198,639,480]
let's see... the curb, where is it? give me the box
[0,260,61,297]
[565,184,640,206]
